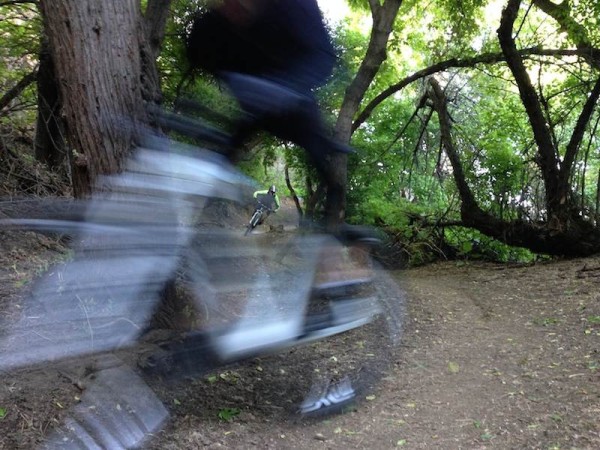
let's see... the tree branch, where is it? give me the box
[0,69,38,114]
[561,76,600,183]
[498,0,562,212]
[428,78,481,215]
[367,0,380,20]
[533,0,599,69]
[0,0,37,7]
[336,0,403,141]
[352,47,600,132]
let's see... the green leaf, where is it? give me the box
[447,361,460,374]
[550,413,562,422]
[481,432,494,441]
[0,407,6,419]
[218,407,241,422]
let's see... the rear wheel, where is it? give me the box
[296,264,405,417]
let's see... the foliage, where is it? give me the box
[444,227,539,263]
[0,2,40,125]
[217,407,241,421]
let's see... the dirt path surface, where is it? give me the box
[1,227,599,449]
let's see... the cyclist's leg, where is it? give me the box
[219,72,300,163]
[261,91,346,227]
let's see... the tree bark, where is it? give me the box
[38,0,150,196]
[143,0,172,60]
[139,0,172,104]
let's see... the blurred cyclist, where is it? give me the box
[186,0,348,225]
[253,184,280,220]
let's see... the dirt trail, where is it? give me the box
[142,259,599,449]
[390,261,600,449]
[1,229,599,449]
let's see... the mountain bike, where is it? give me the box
[245,201,274,235]
[0,106,405,448]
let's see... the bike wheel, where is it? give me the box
[138,233,406,421]
[295,263,405,417]
[174,260,406,420]
[244,210,261,236]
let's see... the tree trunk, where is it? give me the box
[328,0,403,227]
[38,0,149,196]
[428,76,600,257]
[34,35,67,171]
[498,0,563,219]
[498,0,600,234]
[139,0,172,104]
[284,165,304,220]
[428,79,483,217]
[143,0,172,60]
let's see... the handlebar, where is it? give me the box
[256,202,275,213]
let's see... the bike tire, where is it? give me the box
[158,261,407,420]
[294,263,405,417]
[138,233,406,421]
[244,210,261,236]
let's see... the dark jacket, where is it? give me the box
[186,0,336,92]
[253,189,280,210]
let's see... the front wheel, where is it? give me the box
[244,209,261,236]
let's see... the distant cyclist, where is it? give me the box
[252,184,280,225]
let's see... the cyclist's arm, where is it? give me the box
[253,189,268,198]
[273,194,281,211]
